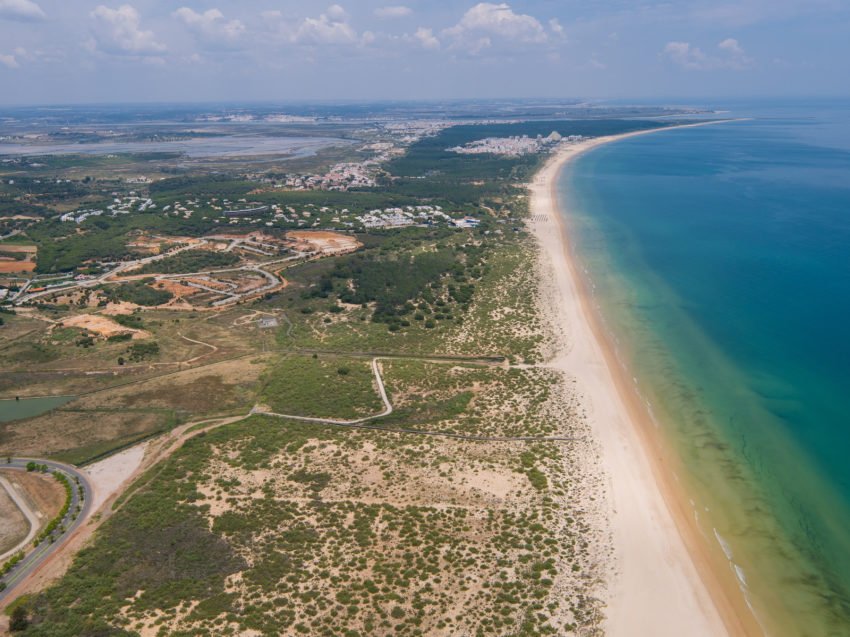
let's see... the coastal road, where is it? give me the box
[0,458,93,604]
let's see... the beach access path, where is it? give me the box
[529,124,757,637]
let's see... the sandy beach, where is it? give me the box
[530,124,760,636]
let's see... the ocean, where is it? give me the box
[557,100,850,635]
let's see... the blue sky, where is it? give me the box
[0,0,848,104]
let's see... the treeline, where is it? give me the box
[29,212,224,273]
[150,174,254,199]
[330,249,457,321]
[137,250,239,274]
[378,119,677,205]
[101,279,173,306]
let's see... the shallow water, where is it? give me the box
[0,396,76,422]
[0,135,349,158]
[558,102,850,634]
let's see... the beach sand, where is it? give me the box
[531,125,760,636]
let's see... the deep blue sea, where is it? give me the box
[558,100,850,634]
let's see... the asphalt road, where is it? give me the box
[0,458,93,604]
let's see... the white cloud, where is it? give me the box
[0,52,19,68]
[414,27,440,50]
[293,5,357,45]
[444,3,548,45]
[548,18,564,37]
[718,37,744,55]
[90,5,166,56]
[663,41,707,69]
[663,38,753,69]
[173,8,245,46]
[375,6,412,19]
[0,0,44,21]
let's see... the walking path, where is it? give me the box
[252,358,578,443]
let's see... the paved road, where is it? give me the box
[0,458,93,603]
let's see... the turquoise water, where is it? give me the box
[558,103,850,634]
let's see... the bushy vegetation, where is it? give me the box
[34,471,73,546]
[125,341,159,362]
[260,355,382,419]
[136,250,239,275]
[333,249,456,321]
[107,280,172,306]
[18,411,599,636]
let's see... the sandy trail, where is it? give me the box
[85,443,149,514]
[530,125,756,636]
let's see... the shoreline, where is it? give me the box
[529,121,762,636]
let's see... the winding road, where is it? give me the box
[0,459,93,604]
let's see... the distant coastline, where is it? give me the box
[529,120,761,636]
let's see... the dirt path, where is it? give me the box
[253,357,577,443]
[0,476,37,562]
[178,333,218,364]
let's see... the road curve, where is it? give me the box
[0,458,93,604]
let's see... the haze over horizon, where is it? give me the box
[1,0,848,105]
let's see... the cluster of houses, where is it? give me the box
[449,131,583,156]
[355,205,479,229]
[60,193,154,223]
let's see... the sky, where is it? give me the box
[0,0,848,104]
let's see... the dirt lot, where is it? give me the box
[286,230,361,255]
[0,469,65,555]
[0,244,37,272]
[0,245,37,254]
[156,279,201,299]
[100,301,141,316]
[0,261,36,273]
[0,478,28,555]
[8,470,66,522]
[61,314,150,339]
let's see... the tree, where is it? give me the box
[9,605,28,631]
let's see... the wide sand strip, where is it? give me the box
[531,123,758,636]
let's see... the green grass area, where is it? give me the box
[260,354,382,420]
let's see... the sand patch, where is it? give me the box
[156,279,199,297]
[0,261,36,272]
[456,468,523,499]
[101,301,141,316]
[61,314,150,339]
[86,443,149,513]
[286,230,361,255]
